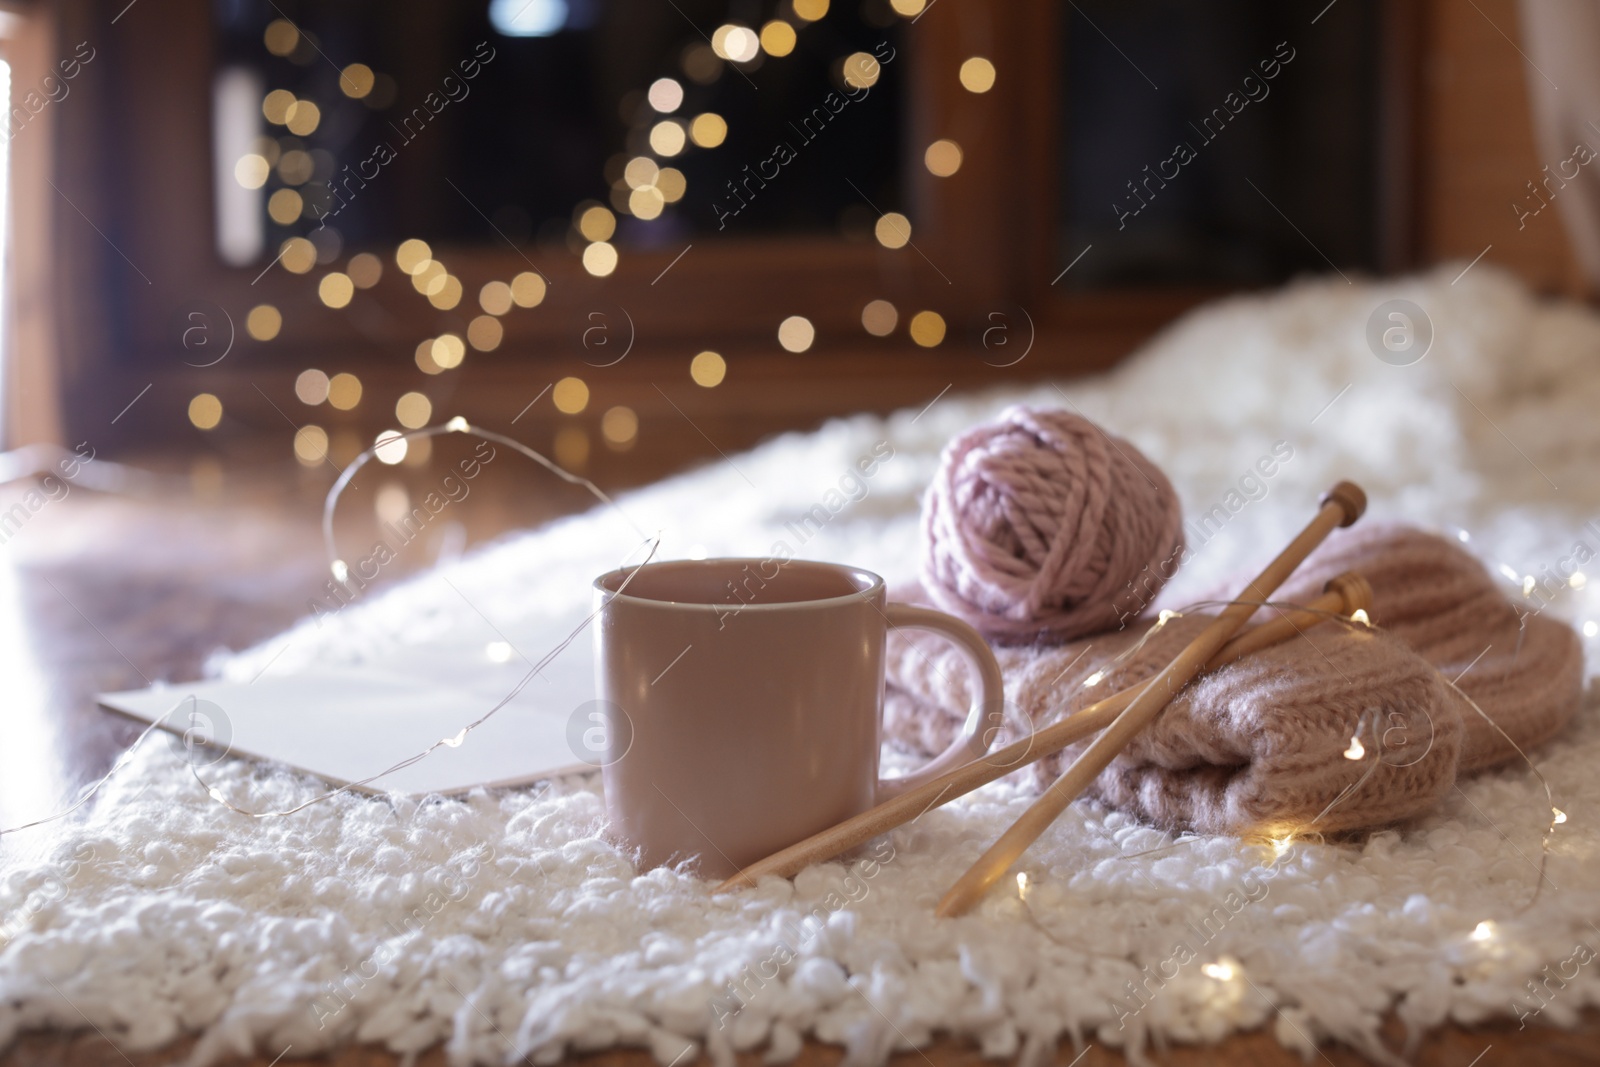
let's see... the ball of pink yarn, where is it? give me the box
[920,405,1185,643]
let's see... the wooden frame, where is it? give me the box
[49,0,1414,453]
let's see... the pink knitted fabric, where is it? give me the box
[884,526,1585,836]
[886,616,1463,835]
[919,406,1185,644]
[1210,523,1585,772]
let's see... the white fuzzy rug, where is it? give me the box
[4,267,1600,1066]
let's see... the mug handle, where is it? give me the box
[876,603,1007,800]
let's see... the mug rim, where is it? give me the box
[593,556,885,611]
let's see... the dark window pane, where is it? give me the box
[211,0,905,258]
[1060,0,1382,289]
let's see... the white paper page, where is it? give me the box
[97,627,598,797]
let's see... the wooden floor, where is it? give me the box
[0,446,1596,1066]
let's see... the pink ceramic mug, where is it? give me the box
[592,557,1006,879]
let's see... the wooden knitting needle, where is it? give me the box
[713,567,1373,893]
[934,481,1367,918]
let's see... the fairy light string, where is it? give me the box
[2,420,658,837]
[0,714,183,840]
[1043,596,1569,906]
[321,417,649,571]
[2,491,1577,962]
[188,418,662,818]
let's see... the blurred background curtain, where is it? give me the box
[5,0,64,448]
[1519,0,1600,295]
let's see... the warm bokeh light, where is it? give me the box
[511,272,547,307]
[861,299,898,336]
[647,77,684,112]
[234,154,269,189]
[295,368,330,405]
[396,238,432,274]
[374,430,408,466]
[578,205,617,242]
[623,156,660,190]
[411,259,446,294]
[553,376,590,414]
[629,186,666,220]
[553,427,590,471]
[583,242,619,276]
[395,392,432,429]
[601,405,639,446]
[890,0,925,15]
[480,280,514,315]
[728,26,760,61]
[467,314,504,351]
[252,139,282,170]
[267,188,304,225]
[689,113,727,149]
[925,139,963,177]
[188,393,223,430]
[246,304,282,341]
[263,89,296,125]
[340,63,375,99]
[427,275,463,310]
[656,167,687,202]
[327,372,363,410]
[843,52,881,89]
[348,252,383,288]
[909,310,947,347]
[277,149,313,185]
[431,334,466,369]
[280,237,316,273]
[778,316,815,353]
[285,100,321,136]
[712,24,759,63]
[959,56,996,93]
[681,43,721,84]
[690,350,726,387]
[793,0,829,19]
[294,425,329,466]
[875,212,911,249]
[264,19,299,56]
[415,339,442,375]
[318,272,354,309]
[760,21,797,56]
[649,120,686,157]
